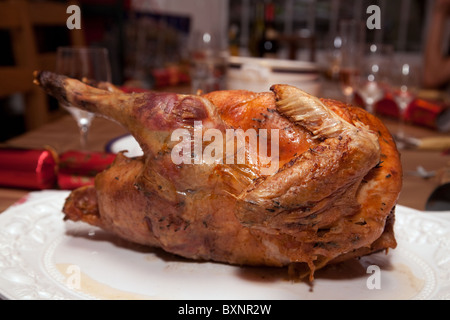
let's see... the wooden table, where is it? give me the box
[381,117,449,210]
[0,106,449,213]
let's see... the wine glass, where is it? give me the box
[390,61,419,142]
[356,44,391,114]
[56,47,112,149]
[339,65,359,104]
[338,20,365,104]
[189,30,228,94]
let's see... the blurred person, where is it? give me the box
[423,0,450,90]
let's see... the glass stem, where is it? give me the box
[79,124,90,150]
[345,93,353,104]
[397,106,407,139]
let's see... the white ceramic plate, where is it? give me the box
[1,190,450,300]
[105,134,143,158]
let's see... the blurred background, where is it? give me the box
[0,0,448,141]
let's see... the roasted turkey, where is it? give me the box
[34,71,402,280]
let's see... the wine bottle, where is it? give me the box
[258,2,279,58]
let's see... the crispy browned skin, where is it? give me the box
[35,71,401,278]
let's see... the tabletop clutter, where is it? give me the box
[356,93,450,133]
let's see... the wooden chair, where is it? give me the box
[0,0,85,131]
[27,0,85,73]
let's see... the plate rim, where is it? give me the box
[104,133,132,154]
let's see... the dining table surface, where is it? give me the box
[0,81,449,214]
